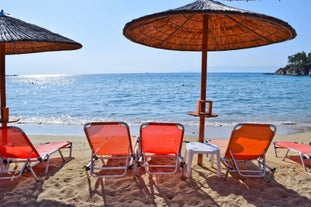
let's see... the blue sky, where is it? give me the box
[2,0,310,75]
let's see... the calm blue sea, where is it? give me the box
[6,73,311,138]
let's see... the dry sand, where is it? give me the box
[0,130,311,207]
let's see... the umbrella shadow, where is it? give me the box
[184,160,311,207]
[205,171,311,207]
[86,176,107,206]
[131,155,220,206]
[85,166,220,207]
[134,170,220,207]
[84,158,311,206]
[86,170,152,207]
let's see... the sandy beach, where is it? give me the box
[0,130,311,207]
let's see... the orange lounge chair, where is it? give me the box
[0,126,72,181]
[84,122,135,178]
[273,141,311,175]
[138,122,185,175]
[221,123,277,182]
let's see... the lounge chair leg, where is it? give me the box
[128,154,134,170]
[299,154,311,176]
[181,163,187,178]
[68,143,73,158]
[264,167,276,183]
[132,159,137,177]
[84,161,92,171]
[180,160,185,178]
[224,168,230,181]
[44,155,51,175]
[273,142,279,157]
[282,149,290,161]
[58,150,65,162]
[26,163,41,182]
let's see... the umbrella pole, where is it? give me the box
[0,44,8,127]
[198,15,209,166]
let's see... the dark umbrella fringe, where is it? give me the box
[0,13,82,54]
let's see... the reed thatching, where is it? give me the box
[123,0,296,51]
[0,11,82,54]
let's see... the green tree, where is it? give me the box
[308,52,311,65]
[287,51,307,66]
[276,51,311,76]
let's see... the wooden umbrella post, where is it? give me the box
[198,15,209,166]
[0,44,8,126]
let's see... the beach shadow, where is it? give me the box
[83,153,311,207]
[184,159,311,207]
[85,165,220,207]
[87,177,108,206]
[129,156,221,206]
[205,170,311,207]
[133,170,220,207]
[86,170,155,207]
[0,157,75,207]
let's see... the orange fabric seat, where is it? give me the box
[221,123,276,182]
[274,141,311,175]
[36,141,72,158]
[84,122,135,178]
[274,142,311,156]
[0,126,72,181]
[139,122,184,175]
[141,124,183,155]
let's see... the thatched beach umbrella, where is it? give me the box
[123,0,296,165]
[0,10,82,125]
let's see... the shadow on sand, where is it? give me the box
[0,157,74,207]
[87,163,311,207]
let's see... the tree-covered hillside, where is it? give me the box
[275,51,311,76]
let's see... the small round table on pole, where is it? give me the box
[184,142,221,178]
[188,100,218,165]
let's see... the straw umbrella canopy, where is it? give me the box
[0,10,82,125]
[123,0,296,164]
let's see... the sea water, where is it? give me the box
[6,73,311,138]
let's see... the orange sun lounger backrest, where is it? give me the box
[84,122,133,156]
[224,123,276,160]
[0,126,40,159]
[140,122,184,155]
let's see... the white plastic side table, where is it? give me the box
[185,142,221,178]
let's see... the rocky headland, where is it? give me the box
[275,51,311,76]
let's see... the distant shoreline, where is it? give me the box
[15,122,311,139]
[6,72,273,76]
